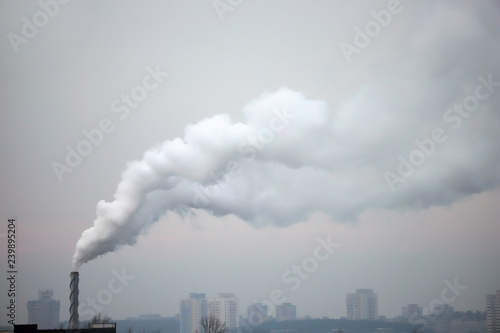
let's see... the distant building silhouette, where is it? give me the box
[126,314,164,320]
[247,302,268,321]
[346,289,378,320]
[180,293,207,333]
[276,302,296,321]
[208,293,238,329]
[402,304,422,321]
[487,290,500,333]
[27,290,60,329]
[431,304,453,333]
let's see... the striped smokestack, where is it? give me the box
[69,271,79,329]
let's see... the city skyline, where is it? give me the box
[84,288,495,321]
[11,287,496,324]
[5,286,496,333]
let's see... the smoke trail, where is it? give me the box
[72,3,500,269]
[72,82,500,269]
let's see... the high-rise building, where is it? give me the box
[208,293,238,330]
[431,304,453,333]
[27,290,60,329]
[346,289,378,320]
[275,303,296,321]
[247,302,268,320]
[180,293,208,333]
[402,304,423,320]
[487,290,500,333]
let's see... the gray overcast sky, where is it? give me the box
[1,0,500,325]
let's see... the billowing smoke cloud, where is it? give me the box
[72,1,500,269]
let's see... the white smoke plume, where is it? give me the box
[72,2,500,270]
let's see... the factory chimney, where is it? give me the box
[69,271,79,329]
